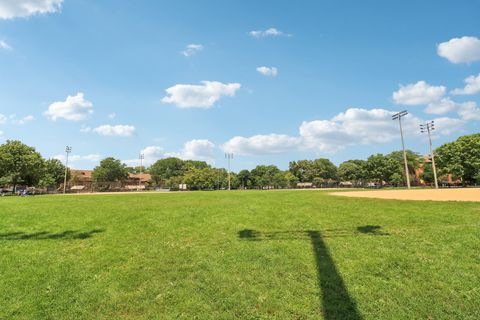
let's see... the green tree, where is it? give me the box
[420,163,434,184]
[311,158,338,181]
[0,140,45,192]
[39,158,69,189]
[435,134,480,184]
[338,160,367,186]
[92,157,128,182]
[237,170,252,189]
[250,165,281,188]
[365,154,397,184]
[149,157,186,186]
[183,167,226,190]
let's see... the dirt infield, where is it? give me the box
[331,188,480,202]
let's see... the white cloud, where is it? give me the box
[249,27,290,38]
[166,139,215,163]
[92,124,136,137]
[256,66,278,77]
[10,114,35,125]
[431,117,466,136]
[0,40,11,50]
[162,81,241,109]
[108,112,116,119]
[451,73,480,95]
[222,108,464,156]
[123,146,164,167]
[222,134,301,156]
[181,43,203,57]
[393,81,446,105]
[0,0,63,19]
[425,98,480,120]
[44,92,93,121]
[457,101,480,121]
[53,154,101,163]
[425,98,458,115]
[437,36,480,64]
[0,114,6,124]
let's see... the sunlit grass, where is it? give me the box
[1,190,479,319]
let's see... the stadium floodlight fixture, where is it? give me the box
[420,121,439,189]
[225,153,233,190]
[63,146,72,194]
[392,110,411,189]
[138,153,145,190]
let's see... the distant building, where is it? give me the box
[68,170,152,191]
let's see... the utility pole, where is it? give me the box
[420,121,439,189]
[138,153,144,190]
[392,111,411,189]
[63,146,72,194]
[225,153,233,190]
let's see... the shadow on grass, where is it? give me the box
[0,229,105,240]
[239,226,388,319]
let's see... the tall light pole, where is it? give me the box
[420,121,439,189]
[63,146,72,194]
[225,153,233,190]
[138,153,144,190]
[392,110,411,189]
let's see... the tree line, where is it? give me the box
[0,133,479,192]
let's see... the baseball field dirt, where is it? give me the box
[331,188,480,202]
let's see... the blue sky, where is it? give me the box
[0,0,479,171]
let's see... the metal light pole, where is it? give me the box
[63,146,72,194]
[138,153,144,190]
[225,153,233,190]
[420,121,439,189]
[392,111,411,189]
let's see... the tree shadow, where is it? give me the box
[239,227,388,319]
[356,225,389,236]
[0,229,105,240]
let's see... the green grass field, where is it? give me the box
[1,190,479,319]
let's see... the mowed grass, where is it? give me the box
[0,190,479,319]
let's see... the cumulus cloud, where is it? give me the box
[437,36,480,64]
[181,43,203,57]
[0,114,6,124]
[425,98,480,120]
[53,153,102,163]
[0,0,63,19]
[451,73,480,95]
[425,98,458,115]
[162,81,241,108]
[92,124,136,137]
[44,93,93,121]
[393,81,446,105]
[166,139,215,163]
[222,134,301,156]
[108,112,116,119]
[256,66,278,77]
[123,146,164,167]
[0,40,11,50]
[249,27,290,38]
[457,101,480,121]
[222,108,464,156]
[10,114,35,125]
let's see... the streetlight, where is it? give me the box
[392,110,411,189]
[63,146,72,194]
[420,121,439,189]
[225,153,233,190]
[138,153,144,190]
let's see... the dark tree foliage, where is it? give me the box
[435,133,480,184]
[92,157,129,182]
[0,140,44,191]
